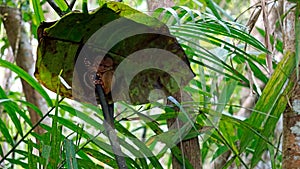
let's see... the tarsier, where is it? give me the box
[84,56,115,95]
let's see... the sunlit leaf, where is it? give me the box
[0,59,53,106]
[241,52,296,167]
[30,0,45,25]
[54,0,69,12]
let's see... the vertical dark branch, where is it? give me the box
[94,76,128,169]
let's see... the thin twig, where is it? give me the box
[261,0,273,75]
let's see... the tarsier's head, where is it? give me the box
[97,57,114,73]
[84,56,115,95]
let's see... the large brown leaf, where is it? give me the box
[35,2,194,105]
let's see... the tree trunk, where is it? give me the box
[145,1,202,168]
[282,1,300,168]
[0,6,48,134]
[167,92,202,169]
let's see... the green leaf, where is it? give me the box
[41,144,51,166]
[115,122,165,169]
[59,104,101,129]
[218,120,239,154]
[47,115,138,168]
[205,0,221,20]
[6,158,28,168]
[240,52,296,167]
[212,145,228,161]
[82,148,118,168]
[50,123,62,168]
[30,0,45,25]
[54,0,69,12]
[64,139,78,169]
[0,59,53,106]
[0,98,10,104]
[17,99,43,117]
[248,51,296,129]
[0,118,14,146]
[120,103,193,168]
[28,139,38,169]
[152,7,181,25]
[250,73,294,167]
[0,86,24,136]
[77,158,104,169]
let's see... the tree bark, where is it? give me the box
[282,1,300,168]
[167,92,201,169]
[0,6,48,134]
